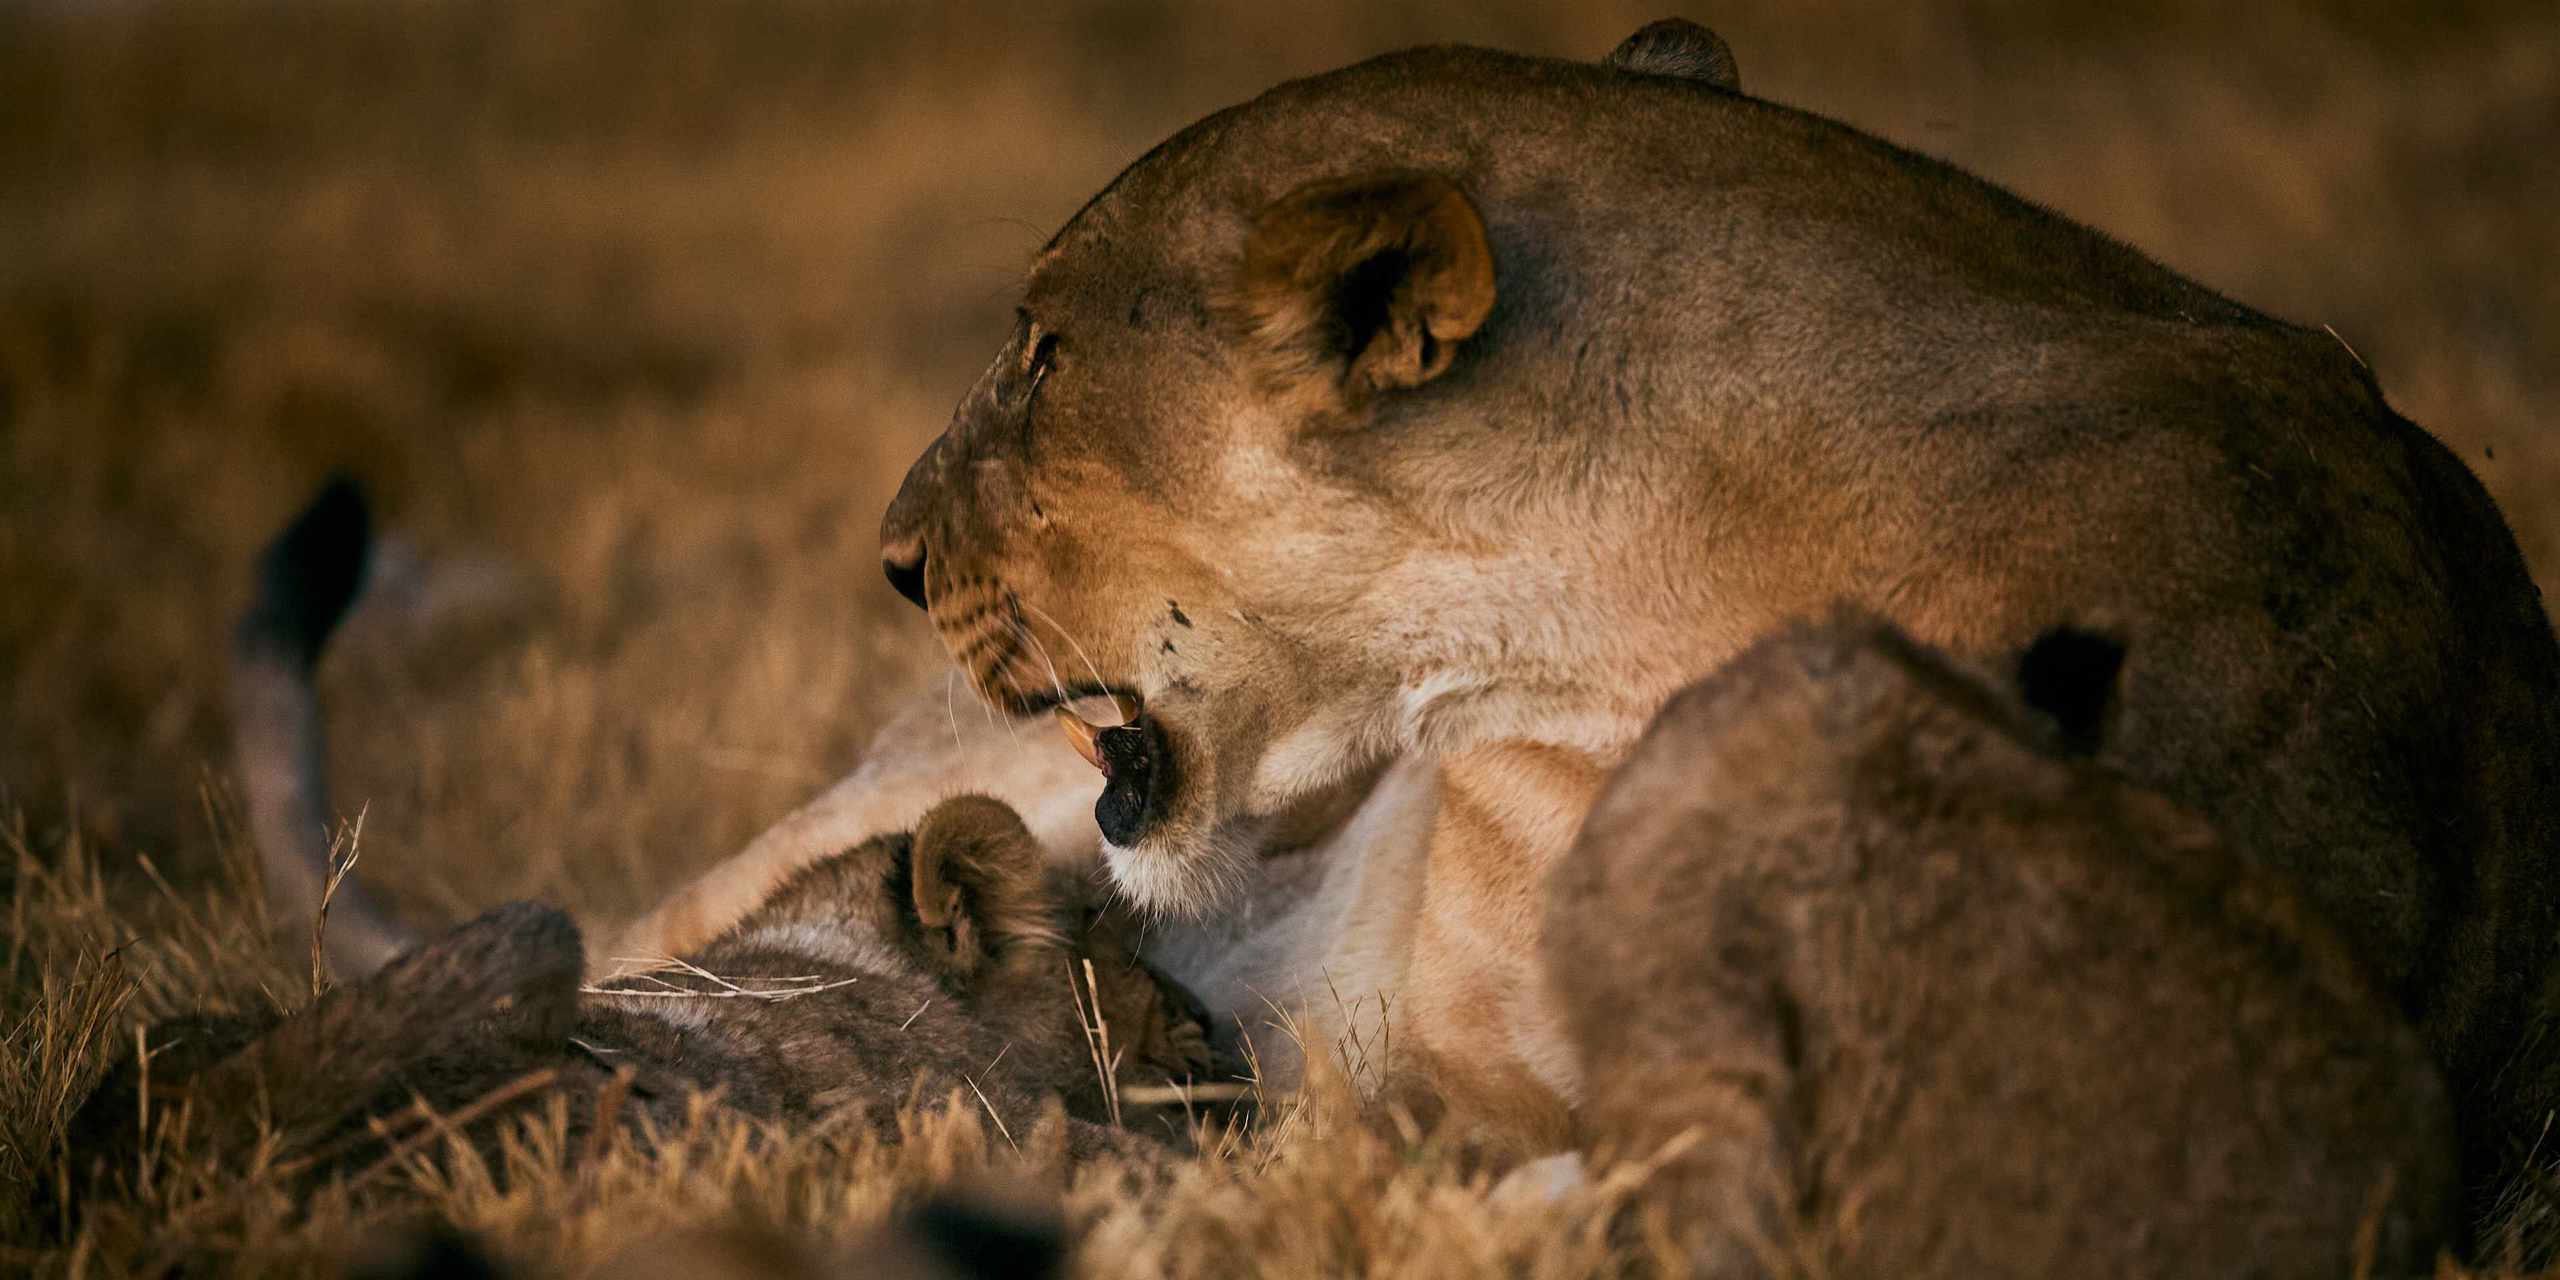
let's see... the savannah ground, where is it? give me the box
[4,1,2556,1274]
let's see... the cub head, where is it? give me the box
[737,794,1067,987]
[1570,615,2154,893]
[732,796,1214,1083]
[878,24,1747,912]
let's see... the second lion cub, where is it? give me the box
[1547,618,2455,1276]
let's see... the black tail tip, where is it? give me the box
[240,472,372,671]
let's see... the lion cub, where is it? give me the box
[68,797,1214,1196]
[1547,617,2455,1277]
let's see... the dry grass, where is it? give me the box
[3,0,2553,1274]
[1,813,1689,1277]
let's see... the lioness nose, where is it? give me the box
[881,433,949,613]
[883,543,929,610]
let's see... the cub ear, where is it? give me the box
[910,796,1060,982]
[1604,18,1742,92]
[1229,170,1496,413]
[2015,626,2126,756]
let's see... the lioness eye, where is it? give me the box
[1024,330,1059,394]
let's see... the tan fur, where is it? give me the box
[1548,617,2457,1275]
[634,22,2560,1246]
[1389,741,1602,1145]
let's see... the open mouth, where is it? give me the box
[1050,691,1175,847]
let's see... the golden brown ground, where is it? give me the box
[5,1,2555,1274]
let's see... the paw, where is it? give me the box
[1165,1016,1214,1074]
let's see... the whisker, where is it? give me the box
[1010,616,1075,718]
[960,658,993,726]
[953,640,1015,744]
[1014,596,1115,703]
[981,654,1024,746]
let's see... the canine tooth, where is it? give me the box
[1057,709,1105,771]
[1065,692,1144,727]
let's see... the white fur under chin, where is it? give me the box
[1100,824,1259,919]
[1256,675,1639,814]
[1251,704,1393,810]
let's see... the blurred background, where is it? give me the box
[4,0,2554,931]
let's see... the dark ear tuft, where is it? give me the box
[1229,170,1495,414]
[2016,627,2126,756]
[1605,19,1742,92]
[910,796,1059,981]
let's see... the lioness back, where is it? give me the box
[1549,618,2456,1276]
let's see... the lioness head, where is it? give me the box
[879,28,1750,910]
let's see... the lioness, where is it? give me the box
[1550,616,2457,1276]
[514,17,2555,1244]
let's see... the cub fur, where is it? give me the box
[65,795,1212,1206]
[1547,617,2457,1276]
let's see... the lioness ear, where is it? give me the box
[1231,170,1495,411]
[2016,626,2126,756]
[909,796,1059,982]
[1604,18,1742,92]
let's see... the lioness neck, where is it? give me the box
[1373,500,1810,764]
